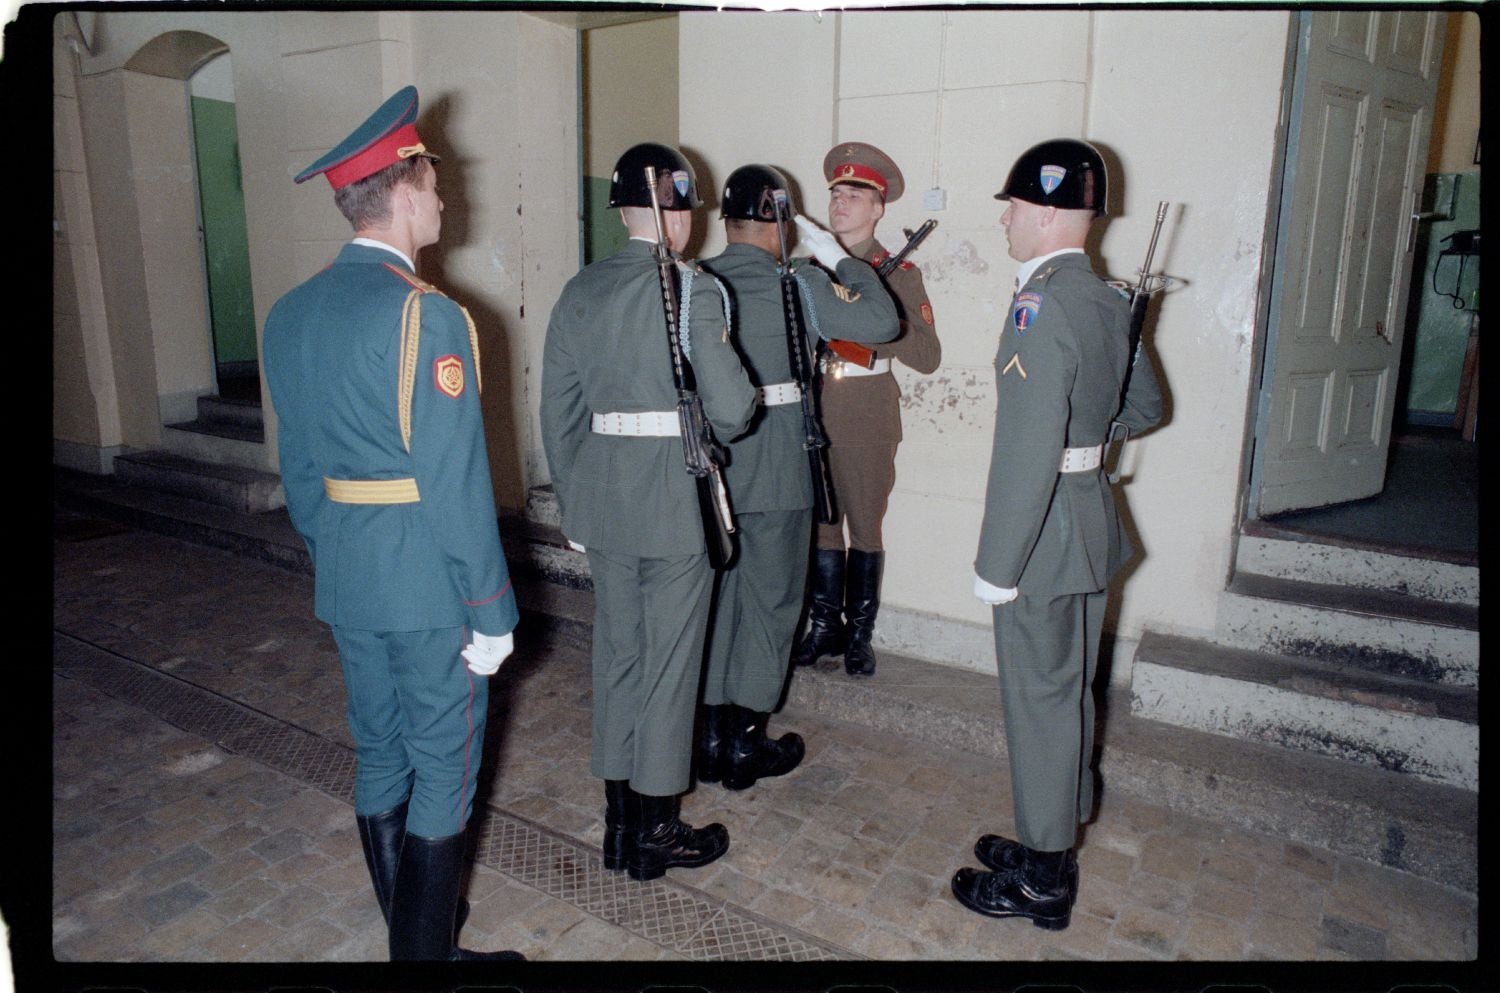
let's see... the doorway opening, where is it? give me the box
[1245,9,1477,566]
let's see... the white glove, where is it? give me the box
[795,215,850,270]
[463,630,514,676]
[974,572,1019,606]
[567,540,586,553]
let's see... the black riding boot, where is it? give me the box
[697,704,729,785]
[722,705,805,791]
[602,779,635,872]
[358,801,471,939]
[628,793,730,882]
[843,549,884,677]
[388,830,525,960]
[793,549,847,666]
[356,800,407,923]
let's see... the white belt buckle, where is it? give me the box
[1059,444,1103,473]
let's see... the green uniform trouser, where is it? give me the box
[817,443,897,553]
[991,590,1105,852]
[332,625,487,839]
[587,548,714,797]
[703,509,813,712]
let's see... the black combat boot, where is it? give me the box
[388,830,525,960]
[628,793,730,882]
[974,833,1079,903]
[843,549,884,677]
[793,549,847,666]
[602,779,635,872]
[697,704,729,785]
[951,845,1073,931]
[722,705,805,791]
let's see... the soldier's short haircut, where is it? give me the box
[334,156,431,230]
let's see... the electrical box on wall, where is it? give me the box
[922,188,947,211]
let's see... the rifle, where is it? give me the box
[643,165,736,569]
[1104,200,1172,483]
[771,189,838,525]
[826,219,938,369]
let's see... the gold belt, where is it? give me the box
[323,477,421,504]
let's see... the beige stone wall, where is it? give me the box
[679,10,1293,676]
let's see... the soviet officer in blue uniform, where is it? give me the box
[262,86,523,961]
[951,139,1163,931]
[697,165,899,790]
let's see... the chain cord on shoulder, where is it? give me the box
[679,265,695,360]
[791,271,824,341]
[461,304,482,394]
[398,289,423,453]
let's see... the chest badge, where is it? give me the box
[1013,291,1043,333]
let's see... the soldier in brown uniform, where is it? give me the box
[792,142,942,677]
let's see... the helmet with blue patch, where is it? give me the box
[608,143,703,210]
[994,139,1108,216]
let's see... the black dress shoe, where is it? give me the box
[951,848,1072,930]
[974,833,1079,901]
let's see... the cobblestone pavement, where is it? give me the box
[47,514,1480,984]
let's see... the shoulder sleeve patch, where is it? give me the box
[1013,291,1043,333]
[920,301,934,326]
[434,355,465,398]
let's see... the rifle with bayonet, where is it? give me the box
[1104,200,1172,483]
[643,164,736,568]
[825,219,939,369]
[771,189,838,525]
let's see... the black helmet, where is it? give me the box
[720,164,793,221]
[994,139,1108,216]
[608,142,702,210]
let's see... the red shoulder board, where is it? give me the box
[382,262,439,294]
[898,260,915,271]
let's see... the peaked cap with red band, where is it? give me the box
[822,141,905,203]
[294,85,439,190]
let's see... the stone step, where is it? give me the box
[1215,573,1478,688]
[111,450,285,514]
[159,420,269,471]
[196,393,264,432]
[1236,529,1478,607]
[51,468,1479,893]
[1130,631,1477,791]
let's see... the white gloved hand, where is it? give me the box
[567,540,586,553]
[463,630,514,676]
[794,215,850,270]
[973,572,1019,606]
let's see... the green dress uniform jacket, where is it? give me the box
[540,239,755,795]
[975,251,1161,593]
[701,244,900,513]
[973,250,1163,852]
[263,241,519,837]
[698,243,899,709]
[541,239,755,556]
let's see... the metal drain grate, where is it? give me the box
[53,631,848,962]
